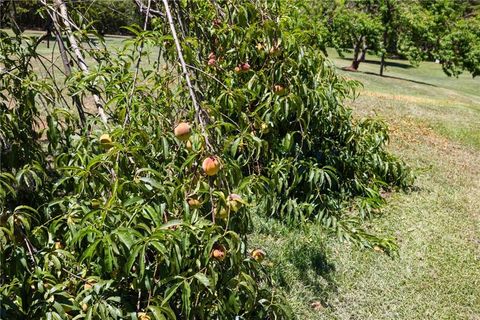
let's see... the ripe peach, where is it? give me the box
[202,156,220,176]
[83,279,96,290]
[251,249,266,262]
[174,122,191,141]
[208,58,216,66]
[234,66,241,73]
[211,244,226,261]
[212,19,221,28]
[187,197,201,209]
[138,312,151,320]
[241,62,250,71]
[208,52,216,60]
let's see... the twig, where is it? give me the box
[161,0,213,151]
[45,0,108,125]
[185,63,228,90]
[136,288,142,312]
[125,0,152,126]
[134,0,165,18]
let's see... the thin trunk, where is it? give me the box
[359,48,367,62]
[359,36,367,62]
[349,37,363,71]
[380,1,393,76]
[0,1,3,29]
[380,29,388,76]
[51,0,107,125]
[380,52,386,76]
[9,0,22,34]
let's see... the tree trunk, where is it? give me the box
[379,28,388,76]
[380,52,386,76]
[348,37,364,71]
[359,36,367,62]
[380,1,392,76]
[9,0,22,34]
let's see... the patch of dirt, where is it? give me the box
[362,91,441,106]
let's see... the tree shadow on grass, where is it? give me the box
[362,71,437,87]
[336,65,437,87]
[338,56,414,69]
[272,239,337,308]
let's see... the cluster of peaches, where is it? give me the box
[98,123,266,263]
[206,45,287,96]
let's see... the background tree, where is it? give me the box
[419,0,480,77]
[330,1,383,71]
[321,0,480,77]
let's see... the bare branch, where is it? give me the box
[125,0,152,126]
[43,0,108,125]
[160,0,213,151]
[133,0,164,19]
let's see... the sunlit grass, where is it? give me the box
[252,51,480,319]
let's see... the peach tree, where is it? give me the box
[1,0,413,318]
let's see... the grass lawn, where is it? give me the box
[252,51,480,319]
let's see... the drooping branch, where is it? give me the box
[44,7,86,125]
[160,0,213,151]
[125,0,152,125]
[43,0,108,125]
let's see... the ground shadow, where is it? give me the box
[338,57,414,69]
[338,66,437,88]
[363,71,437,87]
[274,239,337,309]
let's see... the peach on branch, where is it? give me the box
[202,156,220,176]
[99,133,113,149]
[187,197,201,209]
[227,193,243,212]
[174,122,191,141]
[273,84,287,96]
[241,62,251,71]
[211,244,226,261]
[251,248,266,262]
[208,58,216,66]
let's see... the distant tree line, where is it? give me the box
[289,0,480,77]
[0,0,142,35]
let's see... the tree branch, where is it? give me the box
[160,0,213,151]
[44,0,108,125]
[125,0,152,126]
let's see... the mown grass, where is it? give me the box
[252,51,480,319]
